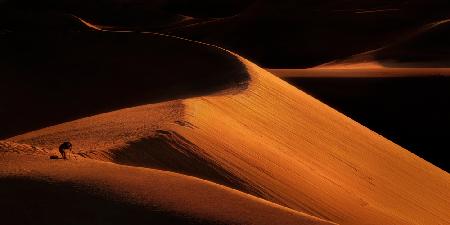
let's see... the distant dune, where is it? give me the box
[316,18,450,70]
[4,0,450,67]
[270,18,450,78]
[169,0,450,67]
[4,30,450,225]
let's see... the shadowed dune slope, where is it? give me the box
[0,0,193,30]
[168,0,450,67]
[9,33,450,225]
[0,143,334,225]
[0,31,247,139]
[319,19,450,69]
[369,19,450,67]
[0,0,254,31]
[3,0,450,67]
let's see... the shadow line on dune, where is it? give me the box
[1,29,249,139]
[82,130,265,199]
[0,177,222,225]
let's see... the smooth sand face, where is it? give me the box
[5,32,450,225]
[174,60,450,225]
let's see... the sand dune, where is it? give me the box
[6,30,450,225]
[0,142,334,225]
[4,0,450,67]
[0,0,250,32]
[317,19,450,70]
[266,18,450,171]
[169,0,450,67]
[269,19,450,78]
[0,30,246,139]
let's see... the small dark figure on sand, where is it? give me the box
[59,142,73,160]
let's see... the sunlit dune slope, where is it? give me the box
[0,142,333,225]
[264,75,450,172]
[172,59,450,225]
[8,31,450,225]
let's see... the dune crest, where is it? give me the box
[6,32,450,225]
[173,58,450,225]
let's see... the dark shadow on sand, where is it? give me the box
[102,130,264,198]
[0,177,222,225]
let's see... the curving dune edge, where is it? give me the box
[2,29,450,225]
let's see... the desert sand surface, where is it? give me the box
[0,30,246,139]
[0,142,333,225]
[2,29,449,225]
